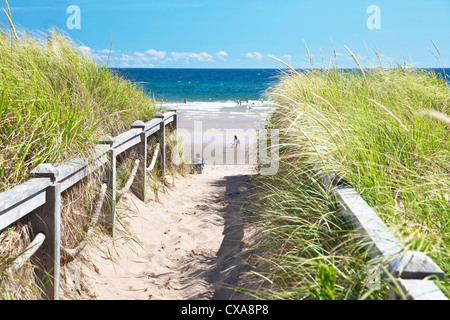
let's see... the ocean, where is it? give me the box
[111,68,280,113]
[111,67,449,112]
[110,68,282,163]
[110,68,449,164]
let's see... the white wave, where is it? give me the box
[159,100,273,112]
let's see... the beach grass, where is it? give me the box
[241,60,449,299]
[0,25,159,298]
[0,28,157,193]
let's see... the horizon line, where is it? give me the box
[108,66,450,69]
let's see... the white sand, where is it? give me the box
[61,164,255,300]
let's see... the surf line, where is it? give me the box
[181,304,215,317]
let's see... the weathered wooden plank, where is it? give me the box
[168,109,178,134]
[163,111,175,120]
[334,186,404,258]
[334,185,444,280]
[55,160,89,192]
[163,111,175,126]
[130,121,147,201]
[155,113,166,175]
[145,124,161,138]
[144,118,162,137]
[112,128,142,155]
[112,128,141,146]
[164,116,174,126]
[390,251,445,280]
[30,182,61,300]
[112,131,141,155]
[103,148,117,237]
[29,164,61,300]
[93,143,111,161]
[389,279,448,300]
[0,178,50,212]
[0,143,109,231]
[0,178,50,230]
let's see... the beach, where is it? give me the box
[60,110,263,300]
[61,164,256,300]
[176,107,269,166]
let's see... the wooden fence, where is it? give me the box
[0,108,446,300]
[320,171,447,300]
[0,111,177,300]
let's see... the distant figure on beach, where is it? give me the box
[236,99,242,106]
[184,97,188,103]
[260,98,264,104]
[233,135,240,148]
[194,153,204,173]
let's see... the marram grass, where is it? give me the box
[241,65,449,299]
[0,29,157,193]
[0,27,158,299]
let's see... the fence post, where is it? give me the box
[155,113,166,177]
[131,120,147,201]
[99,135,117,237]
[168,109,178,134]
[29,164,61,300]
[169,110,179,156]
[388,279,448,300]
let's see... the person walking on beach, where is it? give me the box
[184,97,188,103]
[233,135,240,148]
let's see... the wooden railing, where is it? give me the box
[1,108,445,300]
[319,171,447,300]
[0,111,177,300]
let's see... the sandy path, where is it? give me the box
[61,165,254,300]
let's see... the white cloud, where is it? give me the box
[246,51,264,60]
[133,52,153,62]
[145,49,167,60]
[78,46,92,55]
[99,49,114,54]
[119,54,134,62]
[170,51,214,63]
[79,47,227,67]
[282,54,292,61]
[215,51,229,61]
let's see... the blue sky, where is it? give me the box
[1,0,449,68]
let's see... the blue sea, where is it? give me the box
[111,68,280,113]
[110,68,449,162]
[111,68,449,113]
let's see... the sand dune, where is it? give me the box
[61,165,256,300]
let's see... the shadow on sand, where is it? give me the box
[176,172,256,300]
